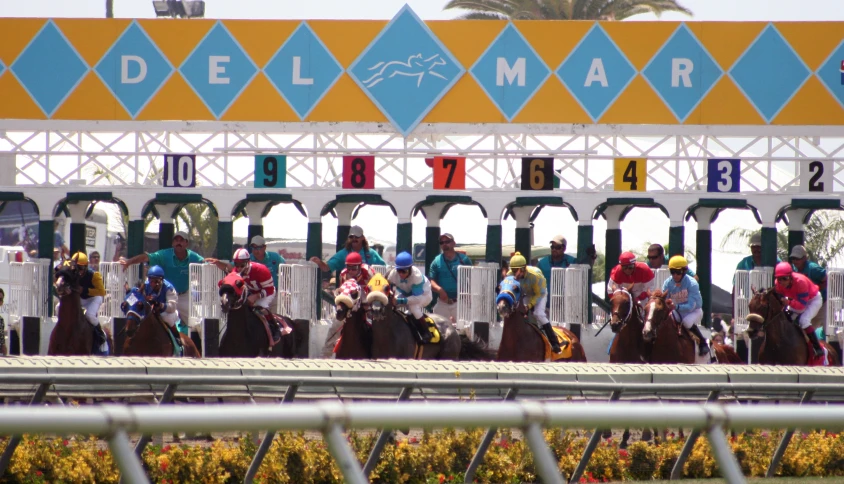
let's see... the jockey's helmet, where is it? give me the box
[72,252,88,266]
[148,265,165,279]
[233,248,251,273]
[775,261,793,278]
[618,252,636,266]
[668,255,688,270]
[346,252,363,266]
[395,251,413,269]
[509,252,527,269]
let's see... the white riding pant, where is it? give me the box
[161,310,178,327]
[529,294,550,328]
[679,308,703,329]
[254,293,276,311]
[176,292,190,327]
[432,299,458,324]
[406,293,432,319]
[80,296,103,326]
[792,292,823,330]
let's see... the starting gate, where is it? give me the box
[827,269,844,344]
[457,263,498,334]
[189,262,226,327]
[549,265,591,329]
[276,262,319,321]
[0,258,50,355]
[733,267,774,335]
[370,265,389,277]
[652,268,671,293]
[97,262,140,330]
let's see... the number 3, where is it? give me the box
[716,160,732,192]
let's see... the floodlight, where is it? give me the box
[152,0,205,18]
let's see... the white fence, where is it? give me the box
[733,267,774,334]
[97,262,140,329]
[276,262,319,321]
[457,263,498,332]
[549,265,590,328]
[189,263,226,328]
[827,269,844,341]
[652,267,671,292]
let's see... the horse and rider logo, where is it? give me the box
[362,53,449,88]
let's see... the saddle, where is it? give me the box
[529,324,572,360]
[401,312,441,345]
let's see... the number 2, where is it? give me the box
[263,157,277,187]
[442,159,456,188]
[716,160,732,192]
[808,161,824,192]
[622,160,638,190]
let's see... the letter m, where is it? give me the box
[496,57,526,87]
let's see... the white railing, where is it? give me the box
[549,267,565,327]
[2,259,51,328]
[189,263,226,327]
[369,264,388,276]
[277,262,319,321]
[457,263,498,332]
[733,267,774,334]
[827,269,844,337]
[653,267,671,292]
[549,265,590,328]
[97,262,140,328]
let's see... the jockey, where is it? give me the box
[774,261,824,357]
[65,252,108,353]
[386,251,434,343]
[340,252,374,289]
[232,248,281,343]
[142,265,183,349]
[662,256,709,357]
[507,252,562,354]
[608,252,655,304]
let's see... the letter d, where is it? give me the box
[121,55,147,84]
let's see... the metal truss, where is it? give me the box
[1,121,843,193]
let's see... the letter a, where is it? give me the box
[671,58,693,88]
[584,58,608,87]
[121,55,147,84]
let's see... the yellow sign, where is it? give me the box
[613,158,647,192]
[1,12,844,131]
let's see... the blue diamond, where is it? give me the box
[817,40,844,109]
[557,24,636,122]
[95,21,173,118]
[180,21,258,118]
[265,22,343,120]
[470,23,550,121]
[348,5,464,137]
[642,24,722,122]
[10,20,88,117]
[729,24,809,123]
[0,60,5,77]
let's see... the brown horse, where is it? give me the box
[365,290,493,361]
[49,266,113,356]
[494,284,586,362]
[218,283,297,358]
[747,287,839,366]
[333,284,372,360]
[122,302,201,358]
[608,288,647,364]
[642,290,696,364]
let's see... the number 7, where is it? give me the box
[443,159,456,188]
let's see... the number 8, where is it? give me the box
[716,160,732,192]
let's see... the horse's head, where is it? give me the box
[746,286,781,339]
[54,265,78,297]
[609,288,635,333]
[334,280,362,322]
[496,276,522,320]
[218,271,246,314]
[642,290,670,342]
[364,286,390,324]
[121,287,146,337]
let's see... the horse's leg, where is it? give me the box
[641,428,653,442]
[620,429,630,449]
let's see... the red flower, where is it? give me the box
[35,471,42,477]
[619,449,629,458]
[98,450,104,457]
[162,445,171,453]
[62,439,69,446]
[409,437,418,444]
[439,474,446,484]
[160,461,168,471]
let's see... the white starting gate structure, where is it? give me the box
[97,262,140,332]
[189,263,227,357]
[276,262,319,322]
[0,257,51,355]
[652,267,671,293]
[456,263,498,336]
[549,265,591,329]
[826,269,844,346]
[733,267,774,337]
[370,265,389,277]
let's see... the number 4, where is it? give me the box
[622,160,638,190]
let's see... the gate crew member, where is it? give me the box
[310,225,385,273]
[537,235,577,309]
[662,256,709,357]
[428,233,472,324]
[249,235,285,290]
[508,252,562,354]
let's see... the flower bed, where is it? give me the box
[1,429,843,483]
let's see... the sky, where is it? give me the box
[4,0,844,291]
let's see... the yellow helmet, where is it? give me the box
[72,252,88,266]
[668,255,688,270]
[509,252,527,269]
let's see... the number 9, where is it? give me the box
[263,157,277,187]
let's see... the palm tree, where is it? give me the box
[444,0,692,20]
[720,211,844,267]
[175,203,219,258]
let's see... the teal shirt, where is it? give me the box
[537,254,578,297]
[794,260,827,302]
[147,248,204,294]
[251,251,285,289]
[428,252,472,300]
[327,247,386,272]
[733,255,781,284]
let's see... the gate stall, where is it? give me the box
[733,267,774,363]
[456,263,498,341]
[549,265,590,329]
[97,262,140,333]
[189,263,226,356]
[827,269,844,347]
[0,257,51,355]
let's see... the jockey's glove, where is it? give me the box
[396,297,408,305]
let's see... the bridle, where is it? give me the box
[610,288,639,329]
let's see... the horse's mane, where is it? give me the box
[55,265,76,281]
[649,289,667,299]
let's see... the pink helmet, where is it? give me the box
[618,252,636,265]
[775,261,793,278]
[233,248,250,261]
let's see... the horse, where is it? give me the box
[120,289,201,358]
[49,265,113,356]
[365,287,494,361]
[332,282,372,360]
[218,277,297,358]
[642,290,696,364]
[608,288,647,364]
[747,287,839,366]
[495,277,586,363]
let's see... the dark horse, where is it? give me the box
[365,287,493,361]
[642,290,696,364]
[49,265,113,356]
[747,287,838,366]
[121,289,201,358]
[608,288,647,364]
[218,277,297,358]
[495,277,586,363]
[332,282,372,360]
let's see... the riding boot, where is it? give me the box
[541,323,563,354]
[805,327,825,357]
[687,324,710,357]
[413,315,433,344]
[168,324,184,349]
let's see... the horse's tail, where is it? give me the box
[458,333,496,361]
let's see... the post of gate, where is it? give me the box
[733,270,751,363]
[21,316,40,355]
[564,265,590,340]
[747,267,774,364]
[112,317,127,356]
[190,263,226,357]
[549,267,566,329]
[826,269,844,361]
[203,319,220,357]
